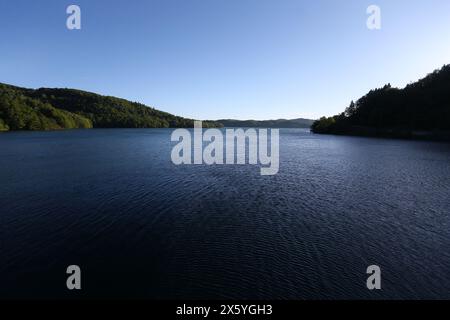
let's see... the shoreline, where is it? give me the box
[311,126,450,142]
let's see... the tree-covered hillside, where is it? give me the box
[0,84,92,130]
[0,83,219,131]
[311,65,450,139]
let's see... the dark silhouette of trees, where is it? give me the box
[311,65,450,139]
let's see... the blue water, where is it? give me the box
[1,128,450,299]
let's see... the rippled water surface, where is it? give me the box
[1,128,450,299]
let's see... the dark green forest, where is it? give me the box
[0,83,219,131]
[311,65,450,140]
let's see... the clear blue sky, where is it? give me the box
[1,0,450,120]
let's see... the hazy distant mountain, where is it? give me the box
[311,65,450,140]
[217,118,314,128]
[0,83,220,131]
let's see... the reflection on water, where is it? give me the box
[1,128,450,299]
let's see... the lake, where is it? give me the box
[1,128,450,299]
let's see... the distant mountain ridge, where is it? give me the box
[217,118,314,128]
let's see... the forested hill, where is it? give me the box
[217,118,314,128]
[311,65,450,140]
[0,83,219,131]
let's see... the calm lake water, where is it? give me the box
[1,128,450,299]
